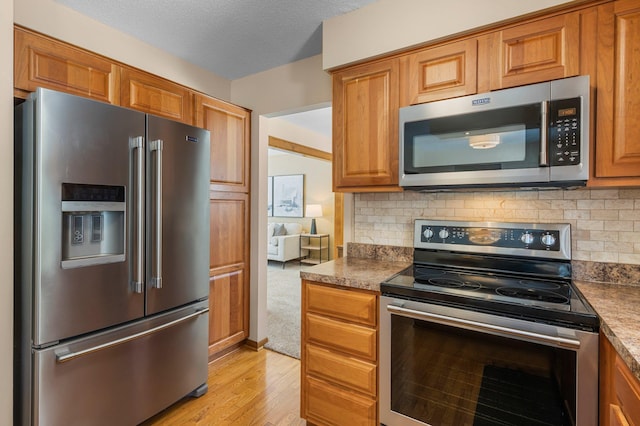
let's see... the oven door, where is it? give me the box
[379,296,598,426]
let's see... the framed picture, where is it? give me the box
[267,176,273,217]
[273,174,304,217]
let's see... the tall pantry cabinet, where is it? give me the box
[194,95,252,358]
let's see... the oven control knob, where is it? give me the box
[541,234,556,246]
[438,229,449,240]
[520,232,535,245]
[423,228,434,239]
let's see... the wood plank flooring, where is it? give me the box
[140,347,306,426]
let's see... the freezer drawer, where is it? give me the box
[29,301,208,426]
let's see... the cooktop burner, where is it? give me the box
[413,265,571,309]
[380,220,599,331]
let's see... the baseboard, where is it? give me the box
[245,337,269,351]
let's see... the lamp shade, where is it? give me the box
[305,204,323,218]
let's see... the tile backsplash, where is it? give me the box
[354,188,640,265]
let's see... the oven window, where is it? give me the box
[403,104,542,174]
[390,315,576,425]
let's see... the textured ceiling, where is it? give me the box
[54,0,377,80]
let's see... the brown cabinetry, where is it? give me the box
[600,333,640,425]
[403,38,479,105]
[488,12,581,90]
[208,192,250,358]
[14,27,119,104]
[120,67,192,124]
[593,0,640,183]
[194,94,251,192]
[301,280,378,426]
[332,58,400,192]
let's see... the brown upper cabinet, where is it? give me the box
[332,58,400,192]
[120,67,193,124]
[402,38,479,105]
[487,12,581,90]
[14,26,119,104]
[332,1,640,191]
[593,0,640,184]
[194,94,251,192]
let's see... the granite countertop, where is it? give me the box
[575,281,640,381]
[300,256,412,292]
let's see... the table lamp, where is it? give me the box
[305,204,323,234]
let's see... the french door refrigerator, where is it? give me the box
[15,88,211,426]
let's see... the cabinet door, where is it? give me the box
[208,192,250,357]
[194,94,251,192]
[594,0,640,180]
[14,27,119,103]
[489,12,580,90]
[332,59,400,192]
[120,67,192,123]
[404,39,478,104]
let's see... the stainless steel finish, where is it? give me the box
[56,308,208,363]
[131,136,145,294]
[20,88,145,345]
[380,295,599,426]
[145,115,210,315]
[15,88,211,426]
[413,219,572,260]
[33,301,209,426]
[550,75,590,183]
[399,75,590,189]
[387,304,581,349]
[149,138,163,290]
[540,101,549,166]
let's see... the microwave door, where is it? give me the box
[401,102,548,188]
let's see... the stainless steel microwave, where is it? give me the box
[399,75,590,190]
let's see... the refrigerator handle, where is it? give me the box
[55,308,209,363]
[150,139,163,289]
[130,136,144,294]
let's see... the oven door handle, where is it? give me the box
[387,304,581,350]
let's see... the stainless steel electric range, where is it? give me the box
[380,220,599,426]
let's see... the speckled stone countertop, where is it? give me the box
[299,243,412,292]
[575,281,640,382]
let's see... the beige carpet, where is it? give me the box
[265,262,305,359]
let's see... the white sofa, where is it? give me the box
[267,222,303,267]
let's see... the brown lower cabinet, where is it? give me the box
[208,192,250,358]
[600,332,640,426]
[301,280,378,426]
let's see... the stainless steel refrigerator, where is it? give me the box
[15,88,211,425]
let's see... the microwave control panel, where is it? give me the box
[548,97,582,166]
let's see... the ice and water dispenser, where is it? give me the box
[61,183,126,268]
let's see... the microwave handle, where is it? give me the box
[540,101,549,166]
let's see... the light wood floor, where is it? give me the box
[140,347,306,426]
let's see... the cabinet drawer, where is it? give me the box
[305,343,377,397]
[305,282,377,326]
[614,356,640,425]
[306,313,376,361]
[304,376,377,426]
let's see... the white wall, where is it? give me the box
[231,55,331,345]
[1,1,13,423]
[323,0,577,70]
[14,0,231,100]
